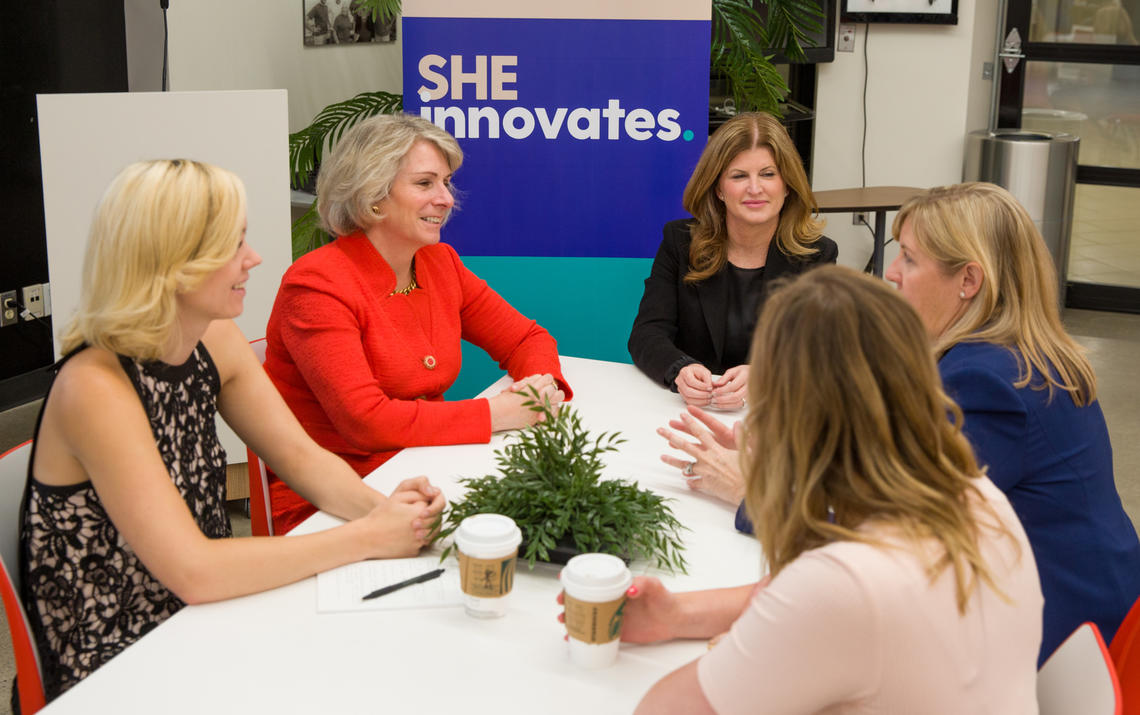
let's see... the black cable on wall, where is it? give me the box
[161,0,170,91]
[861,23,869,189]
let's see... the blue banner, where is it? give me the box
[403,17,710,258]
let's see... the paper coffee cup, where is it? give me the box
[454,513,522,618]
[560,553,633,668]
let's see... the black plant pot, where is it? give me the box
[519,535,631,566]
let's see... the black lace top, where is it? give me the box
[19,344,231,701]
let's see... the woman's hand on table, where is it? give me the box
[490,373,565,432]
[674,363,714,406]
[358,493,435,558]
[711,365,748,410]
[391,476,446,540]
[659,407,745,505]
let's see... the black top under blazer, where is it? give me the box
[628,218,839,388]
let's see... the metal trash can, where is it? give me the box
[963,129,1080,304]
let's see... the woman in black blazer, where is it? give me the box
[629,112,838,409]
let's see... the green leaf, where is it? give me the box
[290,199,332,261]
[351,0,401,24]
[712,0,824,114]
[288,91,403,191]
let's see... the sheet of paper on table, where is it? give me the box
[317,554,463,613]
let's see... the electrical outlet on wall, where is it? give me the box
[838,24,856,53]
[852,211,870,226]
[1,290,17,327]
[22,284,45,319]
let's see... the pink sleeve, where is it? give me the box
[275,274,491,452]
[447,248,573,399]
[696,550,880,714]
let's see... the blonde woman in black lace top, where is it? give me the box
[19,159,445,702]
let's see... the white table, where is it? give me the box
[44,357,763,714]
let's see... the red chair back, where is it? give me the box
[1111,596,1140,714]
[1,440,47,713]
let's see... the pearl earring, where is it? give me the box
[959,291,966,299]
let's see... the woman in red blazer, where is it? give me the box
[265,114,570,534]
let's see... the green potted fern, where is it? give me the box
[433,392,688,573]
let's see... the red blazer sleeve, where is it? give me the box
[271,251,492,453]
[445,246,573,399]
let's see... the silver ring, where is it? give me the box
[682,461,695,477]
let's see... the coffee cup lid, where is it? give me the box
[455,513,522,552]
[560,553,631,594]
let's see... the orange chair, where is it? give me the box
[1038,621,1122,715]
[246,338,274,537]
[0,440,47,714]
[1111,596,1140,714]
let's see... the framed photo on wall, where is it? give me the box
[303,0,398,46]
[841,0,958,24]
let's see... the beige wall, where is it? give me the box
[813,0,1001,268]
[155,0,403,133]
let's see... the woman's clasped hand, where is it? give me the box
[362,476,446,554]
[490,372,566,431]
[674,364,748,410]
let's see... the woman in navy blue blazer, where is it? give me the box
[629,113,837,413]
[885,181,1140,664]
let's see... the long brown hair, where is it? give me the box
[682,112,824,283]
[894,182,1096,404]
[743,266,1016,612]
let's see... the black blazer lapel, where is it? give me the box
[696,268,729,368]
[762,239,796,290]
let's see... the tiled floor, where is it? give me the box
[1,308,1138,713]
[1070,184,1140,289]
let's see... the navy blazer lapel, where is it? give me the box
[697,267,729,367]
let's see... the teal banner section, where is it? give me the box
[445,256,651,399]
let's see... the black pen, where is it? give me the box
[361,568,445,601]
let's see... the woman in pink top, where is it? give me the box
[619,267,1044,713]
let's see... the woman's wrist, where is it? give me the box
[487,394,506,432]
[333,516,375,564]
[674,585,752,639]
[665,356,698,391]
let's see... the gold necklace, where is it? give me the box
[390,271,419,296]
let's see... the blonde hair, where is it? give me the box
[743,266,1015,613]
[316,113,463,236]
[62,159,247,361]
[682,112,824,283]
[894,182,1096,404]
